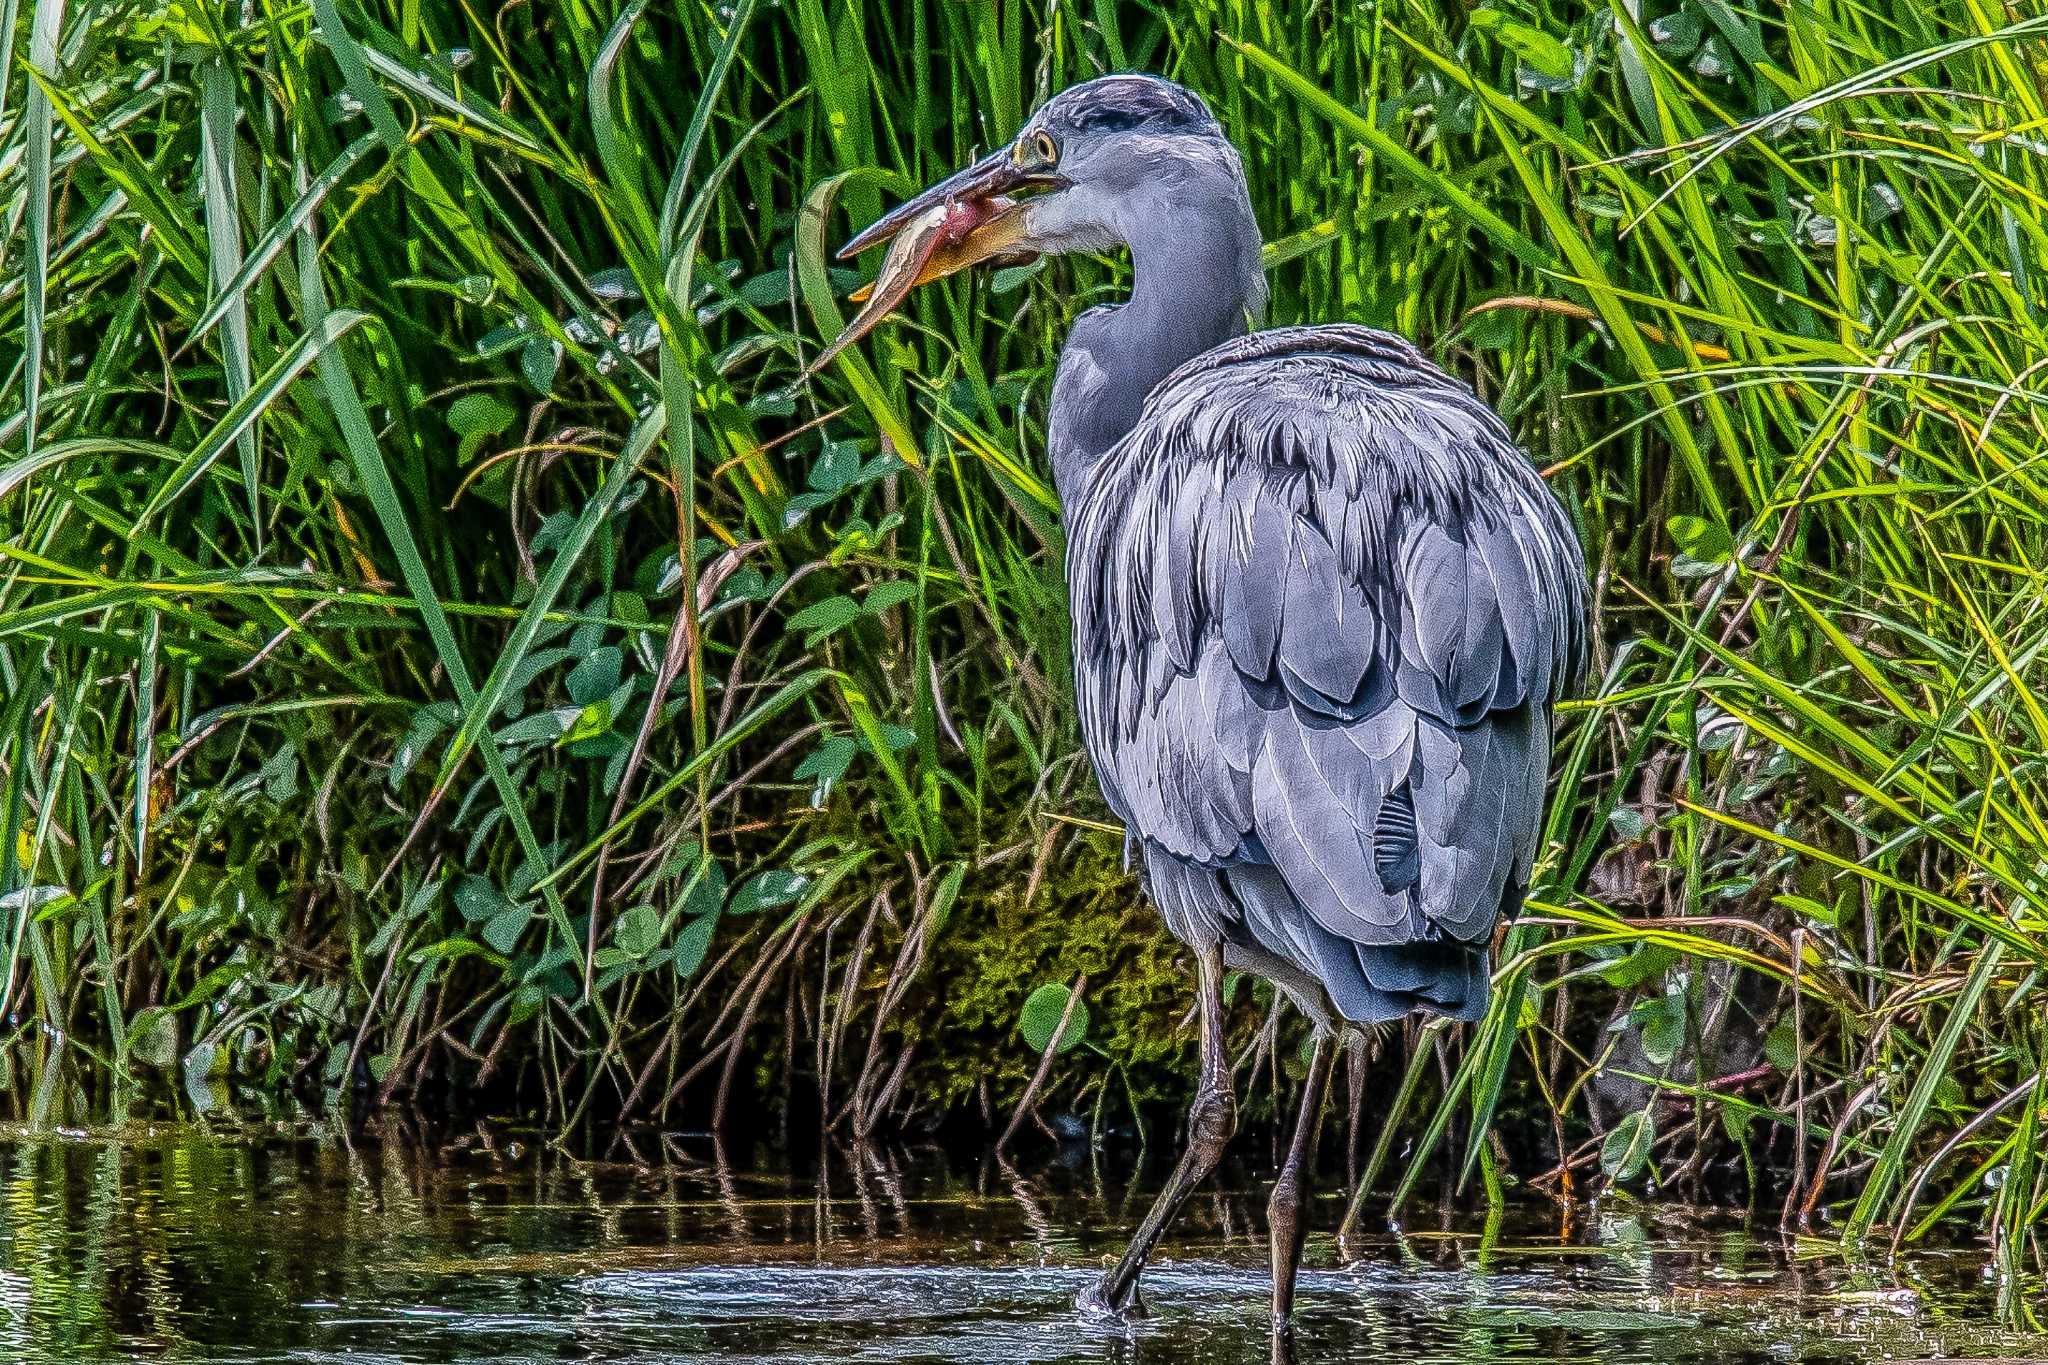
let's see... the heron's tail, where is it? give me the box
[1221,862,1495,1025]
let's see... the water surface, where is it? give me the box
[2,1125,2041,1362]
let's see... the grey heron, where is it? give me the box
[827,73,1588,1325]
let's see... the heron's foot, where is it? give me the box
[1076,1276,1148,1324]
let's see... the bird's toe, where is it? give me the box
[1075,1278,1148,1324]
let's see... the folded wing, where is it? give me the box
[1068,326,1587,1022]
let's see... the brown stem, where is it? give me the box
[995,972,1087,1157]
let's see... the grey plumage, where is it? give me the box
[1066,326,1586,1025]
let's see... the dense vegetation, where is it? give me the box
[4,0,2046,1291]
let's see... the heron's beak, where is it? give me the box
[809,147,1063,374]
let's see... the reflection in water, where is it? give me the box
[0,1125,2040,1362]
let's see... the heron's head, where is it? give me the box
[816,74,1254,370]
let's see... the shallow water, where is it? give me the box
[1,1125,2041,1362]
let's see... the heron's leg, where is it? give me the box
[1267,1025,1336,1326]
[1079,942,1234,1320]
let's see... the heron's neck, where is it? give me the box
[1048,213,1264,504]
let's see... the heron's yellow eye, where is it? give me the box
[1021,131,1058,167]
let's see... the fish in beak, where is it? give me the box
[808,145,1064,374]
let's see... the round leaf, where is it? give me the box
[453,874,512,925]
[1635,995,1687,1066]
[1018,982,1089,1055]
[128,1007,179,1069]
[566,645,621,705]
[614,905,662,959]
[446,391,516,464]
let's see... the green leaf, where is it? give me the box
[454,874,511,924]
[170,961,252,1011]
[520,338,561,394]
[1600,942,1678,989]
[991,257,1046,293]
[1607,807,1649,842]
[729,868,807,915]
[481,906,529,955]
[1648,9,1704,55]
[1,886,73,917]
[261,745,300,803]
[1764,1019,1799,1072]
[496,707,576,746]
[447,391,516,464]
[507,984,544,1027]
[786,595,860,645]
[927,862,967,938]
[184,1038,226,1080]
[672,909,718,978]
[1600,1109,1654,1181]
[408,937,503,966]
[1666,514,1734,566]
[477,323,528,358]
[586,267,639,299]
[128,1007,179,1069]
[1633,994,1687,1065]
[566,646,622,705]
[557,698,613,746]
[1774,893,1836,927]
[1018,981,1089,1055]
[1470,10,1574,80]
[860,581,917,613]
[809,441,860,493]
[613,905,662,958]
[681,857,727,919]
[391,703,457,787]
[793,734,857,807]
[738,269,792,307]
[782,490,832,528]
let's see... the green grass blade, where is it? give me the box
[199,54,260,547]
[1845,939,2007,1242]
[130,309,371,536]
[18,0,67,467]
[187,132,377,347]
